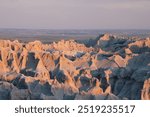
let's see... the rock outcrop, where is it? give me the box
[0,34,150,100]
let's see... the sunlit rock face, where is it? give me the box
[0,34,150,100]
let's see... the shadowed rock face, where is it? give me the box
[0,34,150,100]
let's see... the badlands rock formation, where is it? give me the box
[0,34,150,100]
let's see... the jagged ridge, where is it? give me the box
[0,34,150,100]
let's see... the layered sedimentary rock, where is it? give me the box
[0,34,150,100]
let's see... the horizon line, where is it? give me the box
[0,27,150,31]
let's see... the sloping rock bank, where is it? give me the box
[0,34,150,100]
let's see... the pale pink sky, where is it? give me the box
[0,0,150,29]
